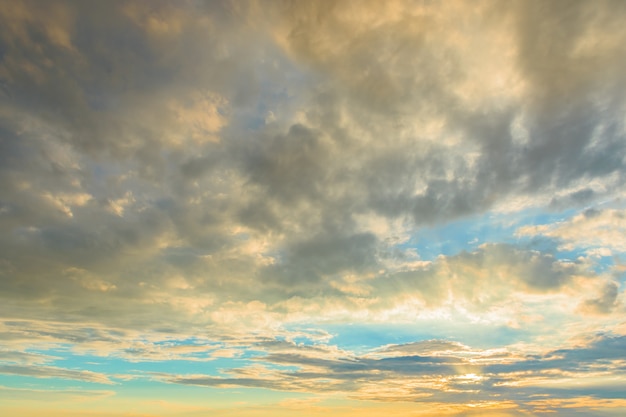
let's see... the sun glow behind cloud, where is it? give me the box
[1,0,626,416]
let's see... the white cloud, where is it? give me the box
[517,208,626,255]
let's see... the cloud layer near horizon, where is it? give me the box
[1,1,626,416]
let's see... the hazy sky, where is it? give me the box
[1,1,626,416]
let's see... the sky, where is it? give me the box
[1,0,626,416]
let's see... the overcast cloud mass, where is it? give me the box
[1,1,626,416]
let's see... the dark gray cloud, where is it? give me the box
[2,0,625,313]
[580,281,620,314]
[374,340,471,356]
[261,232,378,291]
[165,333,626,406]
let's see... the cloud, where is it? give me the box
[0,350,58,365]
[164,333,626,409]
[263,0,626,217]
[0,385,114,402]
[0,364,113,385]
[579,281,620,315]
[1,1,626,414]
[370,340,471,357]
[2,0,625,321]
[517,208,626,255]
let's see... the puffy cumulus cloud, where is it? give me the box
[514,206,626,315]
[578,281,620,315]
[268,1,523,111]
[260,0,626,217]
[2,0,626,318]
[517,208,626,255]
[2,0,626,414]
[270,242,610,325]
